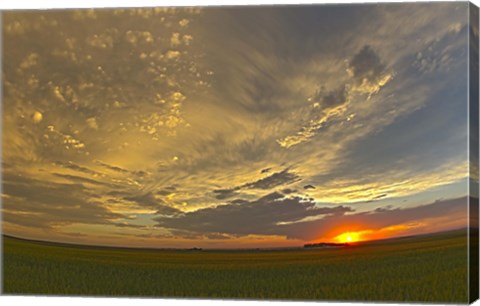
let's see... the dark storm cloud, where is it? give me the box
[212,169,301,199]
[155,192,353,237]
[348,45,386,83]
[155,205,183,216]
[113,222,146,229]
[124,193,164,208]
[281,188,297,194]
[108,190,142,198]
[311,85,348,109]
[155,195,467,241]
[95,160,130,174]
[372,194,388,200]
[156,190,171,196]
[124,192,182,216]
[213,188,237,200]
[124,193,165,208]
[156,186,177,196]
[2,174,125,229]
[374,205,394,213]
[244,169,301,190]
[53,161,102,176]
[94,160,149,178]
[300,45,387,116]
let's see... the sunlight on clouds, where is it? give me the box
[351,72,393,96]
[86,117,98,130]
[104,202,158,215]
[307,161,467,203]
[32,111,43,123]
[277,45,394,149]
[1,3,471,247]
[277,103,349,148]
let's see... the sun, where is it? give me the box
[335,232,360,243]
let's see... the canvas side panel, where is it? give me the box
[0,10,3,294]
[469,2,479,304]
[0,10,4,295]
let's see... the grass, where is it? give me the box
[2,229,469,303]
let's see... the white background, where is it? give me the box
[0,0,479,306]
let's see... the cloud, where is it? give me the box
[243,169,301,190]
[213,169,301,199]
[155,205,183,216]
[124,193,164,208]
[372,193,388,200]
[113,222,147,229]
[2,174,125,229]
[304,161,467,204]
[277,44,393,149]
[413,24,468,75]
[212,188,237,200]
[155,192,353,238]
[282,197,468,241]
[32,111,43,123]
[312,84,348,109]
[95,160,130,174]
[156,186,177,196]
[281,188,297,194]
[53,161,102,176]
[1,4,471,247]
[52,173,117,188]
[347,45,386,84]
[119,191,182,217]
[155,195,467,241]
[86,117,99,130]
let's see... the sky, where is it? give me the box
[1,2,477,248]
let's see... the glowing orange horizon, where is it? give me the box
[334,231,363,243]
[327,222,428,244]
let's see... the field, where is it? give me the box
[2,229,469,303]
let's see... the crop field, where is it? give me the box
[2,229,469,302]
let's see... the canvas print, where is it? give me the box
[1,1,479,303]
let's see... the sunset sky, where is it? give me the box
[2,3,477,248]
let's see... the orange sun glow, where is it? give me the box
[335,232,361,243]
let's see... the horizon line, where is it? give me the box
[2,227,474,252]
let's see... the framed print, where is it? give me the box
[1,1,479,303]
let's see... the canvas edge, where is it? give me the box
[0,2,477,304]
[0,10,4,297]
[469,1,480,304]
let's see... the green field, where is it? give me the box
[2,229,469,302]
